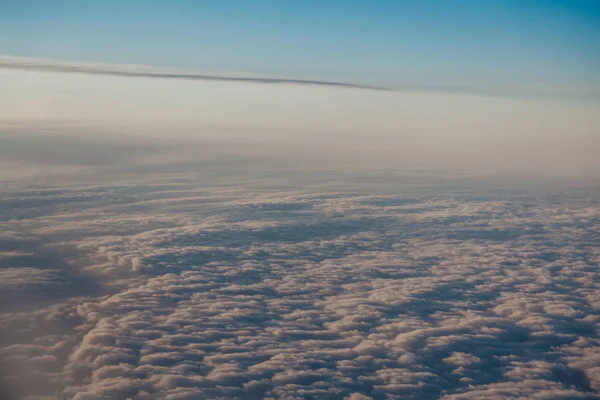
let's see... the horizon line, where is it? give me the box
[1,55,597,101]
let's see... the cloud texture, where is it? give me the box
[1,167,599,399]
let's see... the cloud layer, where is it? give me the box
[1,169,599,399]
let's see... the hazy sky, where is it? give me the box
[1,0,599,94]
[0,0,599,181]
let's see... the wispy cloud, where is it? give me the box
[1,55,598,100]
[0,55,388,91]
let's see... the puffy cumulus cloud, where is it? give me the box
[0,177,599,399]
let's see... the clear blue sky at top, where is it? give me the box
[1,0,599,90]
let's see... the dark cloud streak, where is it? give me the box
[0,56,389,91]
[3,55,592,99]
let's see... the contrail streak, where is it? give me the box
[0,56,389,91]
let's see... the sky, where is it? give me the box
[1,0,599,95]
[0,1,599,181]
[2,2,600,399]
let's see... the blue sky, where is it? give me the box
[1,0,599,93]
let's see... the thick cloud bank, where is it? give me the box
[1,173,598,400]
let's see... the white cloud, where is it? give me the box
[1,155,599,399]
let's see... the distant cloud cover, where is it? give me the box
[1,184,600,399]
[0,129,599,398]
